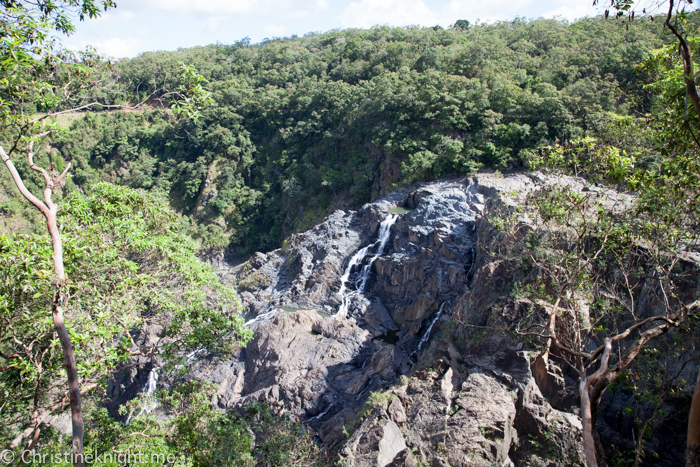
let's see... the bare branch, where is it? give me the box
[0,145,49,217]
[3,382,98,453]
[27,87,164,126]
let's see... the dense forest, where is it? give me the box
[0,14,674,253]
[4,2,700,465]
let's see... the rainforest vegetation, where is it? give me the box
[2,0,700,465]
[0,10,681,253]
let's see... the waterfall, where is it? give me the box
[245,309,281,327]
[410,302,446,358]
[142,367,159,398]
[336,246,372,312]
[356,214,397,292]
[306,403,333,423]
[126,366,159,424]
[337,213,398,317]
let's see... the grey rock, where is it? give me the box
[207,175,590,464]
[385,449,417,467]
[118,172,686,465]
[387,398,407,424]
[342,407,406,467]
[377,421,407,467]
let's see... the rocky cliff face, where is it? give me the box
[182,174,590,466]
[125,173,695,466]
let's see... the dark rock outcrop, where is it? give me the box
[188,176,586,464]
[114,173,697,466]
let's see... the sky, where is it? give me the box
[61,0,605,59]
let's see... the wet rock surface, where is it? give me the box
[113,172,695,466]
[192,174,586,465]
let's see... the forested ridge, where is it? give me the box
[3,1,700,465]
[0,15,676,254]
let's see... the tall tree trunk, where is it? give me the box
[45,206,83,467]
[52,289,83,467]
[664,5,700,464]
[666,0,700,127]
[581,377,599,467]
[1,147,84,466]
[580,339,613,467]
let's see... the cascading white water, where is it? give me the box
[414,302,446,354]
[245,309,280,326]
[142,367,159,398]
[126,366,159,424]
[356,214,397,292]
[337,213,397,317]
[306,403,333,423]
[336,247,373,309]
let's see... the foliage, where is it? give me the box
[637,39,700,153]
[525,136,636,185]
[168,63,214,121]
[81,384,324,467]
[494,107,700,463]
[0,183,251,453]
[21,13,686,253]
[25,383,324,466]
[0,0,116,35]
[0,7,105,141]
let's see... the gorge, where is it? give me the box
[107,172,694,466]
[3,5,700,466]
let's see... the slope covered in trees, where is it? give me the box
[2,2,700,465]
[5,15,676,254]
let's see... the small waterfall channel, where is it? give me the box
[410,302,446,359]
[125,366,159,424]
[244,309,279,326]
[337,213,398,317]
[125,348,203,424]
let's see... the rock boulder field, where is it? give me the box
[127,173,694,466]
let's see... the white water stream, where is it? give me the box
[410,302,446,359]
[125,366,159,424]
[337,213,397,317]
[245,309,280,326]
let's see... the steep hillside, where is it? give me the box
[2,15,673,253]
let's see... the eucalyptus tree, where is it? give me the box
[594,2,700,463]
[0,183,252,464]
[489,138,700,466]
[0,2,217,466]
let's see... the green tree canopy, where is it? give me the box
[0,182,251,457]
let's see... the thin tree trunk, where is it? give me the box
[666,0,700,134]
[52,290,83,467]
[1,145,84,466]
[581,378,599,467]
[580,339,612,467]
[664,5,700,459]
[687,370,700,467]
[45,207,83,467]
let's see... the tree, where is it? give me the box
[0,4,114,465]
[0,0,116,34]
[490,138,700,467]
[71,14,663,254]
[1,183,252,463]
[597,1,700,463]
[0,2,217,465]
